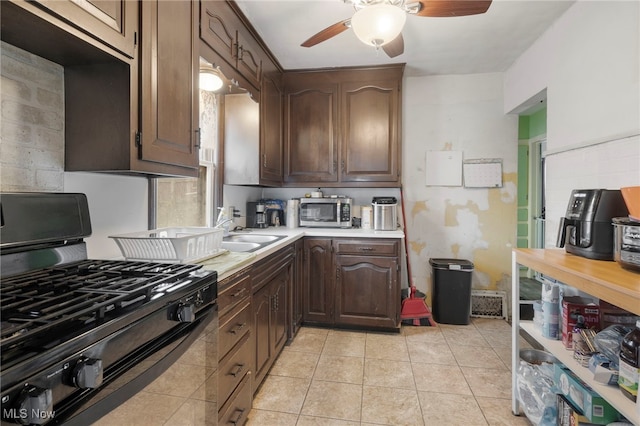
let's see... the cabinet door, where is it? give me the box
[335,255,400,329]
[303,238,334,324]
[341,80,400,183]
[139,0,199,172]
[33,0,137,58]
[284,83,339,183]
[236,26,262,90]
[200,0,237,67]
[252,282,272,388]
[271,269,288,357]
[290,239,305,337]
[260,67,283,185]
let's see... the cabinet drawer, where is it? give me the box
[219,332,252,406]
[218,372,252,425]
[219,301,252,358]
[218,271,251,317]
[334,239,399,256]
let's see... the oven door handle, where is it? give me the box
[61,304,216,426]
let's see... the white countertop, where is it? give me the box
[199,226,405,281]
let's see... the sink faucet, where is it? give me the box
[215,218,234,236]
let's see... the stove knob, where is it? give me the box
[16,386,53,425]
[73,358,103,389]
[176,303,195,323]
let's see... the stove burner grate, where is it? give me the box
[0,259,204,355]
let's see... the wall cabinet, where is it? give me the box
[200,0,261,91]
[28,0,137,58]
[3,0,201,177]
[251,246,292,390]
[259,62,284,185]
[303,238,401,330]
[284,65,404,187]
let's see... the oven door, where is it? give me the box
[66,304,216,426]
[299,201,339,227]
[0,303,217,426]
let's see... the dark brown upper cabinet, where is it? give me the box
[3,0,201,177]
[283,64,404,188]
[284,78,339,184]
[200,0,261,91]
[137,0,199,173]
[27,0,137,58]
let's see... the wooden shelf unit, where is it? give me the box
[511,248,640,425]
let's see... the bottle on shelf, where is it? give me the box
[618,319,640,402]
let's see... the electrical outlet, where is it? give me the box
[227,206,235,220]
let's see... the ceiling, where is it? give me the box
[235,0,575,76]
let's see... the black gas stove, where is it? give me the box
[0,193,217,425]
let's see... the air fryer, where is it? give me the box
[556,189,628,260]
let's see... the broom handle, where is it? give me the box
[400,185,414,288]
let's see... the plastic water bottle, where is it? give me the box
[618,319,640,402]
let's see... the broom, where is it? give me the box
[399,186,437,326]
[401,286,433,326]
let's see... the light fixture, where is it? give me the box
[351,3,406,48]
[199,68,223,92]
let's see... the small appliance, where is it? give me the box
[556,189,629,260]
[612,217,640,271]
[246,201,268,228]
[299,196,352,228]
[372,197,398,231]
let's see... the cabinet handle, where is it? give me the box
[231,288,246,298]
[229,323,246,334]
[228,364,245,377]
[228,408,245,425]
[238,44,244,61]
[333,160,337,173]
[341,160,345,172]
[194,127,201,149]
[359,247,374,251]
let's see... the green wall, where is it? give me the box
[517,107,546,249]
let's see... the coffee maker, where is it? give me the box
[246,201,268,229]
[556,189,628,260]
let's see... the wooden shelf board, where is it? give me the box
[514,249,640,315]
[520,321,638,424]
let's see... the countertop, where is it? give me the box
[198,226,405,281]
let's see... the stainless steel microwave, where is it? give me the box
[299,197,352,228]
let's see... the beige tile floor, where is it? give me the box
[248,318,534,426]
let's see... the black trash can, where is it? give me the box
[429,258,474,325]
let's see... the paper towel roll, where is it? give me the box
[286,199,299,228]
[361,206,372,230]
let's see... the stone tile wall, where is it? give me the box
[1,42,64,192]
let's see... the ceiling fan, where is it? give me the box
[301,0,492,58]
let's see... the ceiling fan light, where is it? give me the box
[199,68,224,92]
[351,4,406,47]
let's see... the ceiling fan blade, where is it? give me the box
[301,19,351,47]
[383,34,404,58]
[416,0,492,17]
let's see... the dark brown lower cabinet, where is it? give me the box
[303,238,401,330]
[251,247,292,391]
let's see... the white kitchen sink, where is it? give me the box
[220,234,285,252]
[224,234,282,244]
[220,241,261,252]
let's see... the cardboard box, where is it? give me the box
[554,364,620,424]
[557,395,603,426]
[562,296,600,349]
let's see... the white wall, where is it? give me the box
[403,73,519,300]
[504,0,640,246]
[64,173,148,259]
